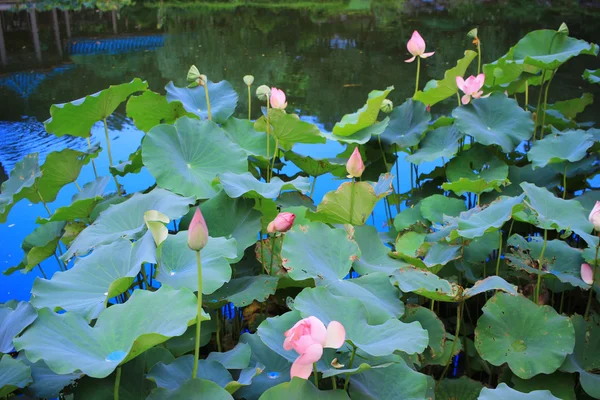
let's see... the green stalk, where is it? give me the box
[103,118,121,196]
[247,85,252,120]
[310,176,318,198]
[534,230,548,305]
[525,80,529,110]
[349,178,356,225]
[53,253,65,271]
[584,242,599,320]
[540,69,556,138]
[495,233,503,276]
[430,299,435,311]
[192,250,203,378]
[438,302,463,386]
[313,363,319,388]
[87,137,98,179]
[114,366,121,400]
[559,290,565,314]
[343,344,356,392]
[269,235,276,275]
[414,57,421,96]
[477,40,482,75]
[266,99,271,183]
[394,144,401,212]
[36,190,52,216]
[563,164,568,199]
[269,139,279,182]
[74,181,82,192]
[216,311,222,352]
[456,92,461,107]
[37,264,47,279]
[533,70,547,141]
[331,377,337,389]
[203,84,212,121]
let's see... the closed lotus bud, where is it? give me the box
[346,147,365,178]
[581,263,594,285]
[380,99,393,114]
[243,75,255,86]
[267,212,296,234]
[187,208,209,251]
[256,85,271,101]
[589,201,600,231]
[270,87,288,109]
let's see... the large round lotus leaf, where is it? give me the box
[453,94,534,153]
[156,232,236,295]
[0,153,40,223]
[435,376,483,400]
[406,124,463,165]
[44,78,148,137]
[165,79,238,124]
[147,378,233,400]
[380,98,431,148]
[206,342,251,370]
[14,286,198,378]
[5,221,66,275]
[561,314,600,398]
[20,357,82,399]
[475,293,575,379]
[163,320,216,358]
[0,355,32,397]
[419,194,466,224]
[205,276,279,308]
[218,172,310,199]
[402,305,445,359]
[332,87,393,137]
[292,287,428,356]
[63,188,194,260]
[0,302,37,353]
[284,151,346,177]
[478,383,560,400]
[512,372,576,400]
[391,267,462,302]
[349,360,434,400]
[527,130,593,168]
[260,378,349,400]
[148,355,232,390]
[126,90,196,133]
[280,222,360,283]
[143,118,248,199]
[31,237,154,321]
[351,225,409,275]
[521,182,597,247]
[508,29,598,70]
[222,117,275,158]
[584,69,600,84]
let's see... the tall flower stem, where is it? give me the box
[313,363,319,388]
[533,70,547,141]
[87,137,98,179]
[343,344,357,392]
[540,69,556,136]
[269,139,279,182]
[495,232,503,276]
[349,178,356,225]
[534,229,548,305]
[114,366,122,400]
[103,118,121,196]
[192,250,203,378]
[247,85,252,120]
[310,176,318,198]
[268,234,277,276]
[36,190,52,216]
[414,57,421,96]
[584,241,599,320]
[37,264,47,278]
[266,99,271,182]
[525,80,529,110]
[438,302,463,385]
[476,39,482,75]
[203,84,212,121]
[216,311,222,352]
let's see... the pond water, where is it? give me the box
[1,0,600,302]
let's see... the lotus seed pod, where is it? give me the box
[243,75,255,86]
[256,85,271,101]
[187,65,201,82]
[380,99,393,114]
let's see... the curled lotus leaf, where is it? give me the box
[0,302,37,353]
[332,87,393,137]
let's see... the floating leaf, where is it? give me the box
[419,194,466,224]
[380,99,431,148]
[260,378,349,400]
[147,378,233,400]
[332,87,393,137]
[255,110,325,150]
[165,79,238,124]
[126,90,195,132]
[0,302,37,353]
[561,314,600,398]
[143,118,248,199]
[5,221,66,275]
[222,117,275,158]
[475,293,575,379]
[528,130,593,168]
[205,276,279,308]
[478,383,560,400]
[0,355,32,397]
[435,376,483,400]
[0,153,40,223]
[583,69,600,84]
[219,172,310,199]
[405,124,463,165]
[352,225,408,275]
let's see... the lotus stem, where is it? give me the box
[533,70,547,141]
[36,190,52,216]
[584,242,599,320]
[430,299,435,311]
[266,98,271,183]
[247,85,252,120]
[192,250,203,379]
[331,377,337,389]
[203,84,212,121]
[216,311,222,352]
[540,69,556,138]
[456,92,461,107]
[313,363,319,388]
[394,145,401,212]
[343,343,357,392]
[495,232,503,276]
[87,137,98,179]
[114,366,121,400]
[525,80,529,110]
[414,56,421,96]
[269,234,277,276]
[438,301,463,386]
[103,118,121,196]
[53,253,66,271]
[563,164,568,199]
[477,40,482,75]
[37,264,47,279]
[349,178,356,225]
[559,290,565,314]
[310,176,317,198]
[269,139,279,182]
[74,181,82,192]
[534,229,548,305]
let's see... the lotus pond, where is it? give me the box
[2,1,600,399]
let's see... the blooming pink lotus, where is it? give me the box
[187,208,209,251]
[284,316,346,380]
[456,74,486,105]
[405,31,435,63]
[589,201,600,231]
[346,147,365,178]
[582,263,594,285]
[267,212,296,234]
[270,87,288,109]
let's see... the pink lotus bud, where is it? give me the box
[589,201,600,231]
[456,74,486,104]
[270,87,288,109]
[283,316,346,380]
[405,31,435,63]
[581,263,594,285]
[267,212,296,234]
[346,147,365,178]
[187,208,209,251]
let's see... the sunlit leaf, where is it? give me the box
[419,194,466,224]
[126,90,196,132]
[165,79,238,124]
[583,69,600,84]
[222,117,275,158]
[0,302,37,353]
[527,129,593,168]
[332,87,393,137]
[218,172,310,199]
[380,98,431,148]
[255,109,326,150]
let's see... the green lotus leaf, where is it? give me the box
[478,383,560,400]
[292,287,428,356]
[405,124,463,165]
[459,230,500,279]
[413,50,478,106]
[148,356,231,390]
[31,236,154,321]
[392,240,461,273]
[147,378,233,400]
[521,182,597,246]
[332,87,393,137]
[349,360,434,400]
[443,145,510,196]
[352,225,408,275]
[222,117,275,158]
[206,342,251,370]
[402,305,446,359]
[89,195,127,222]
[0,355,32,397]
[489,164,559,199]
[482,55,542,93]
[393,204,427,231]
[475,293,575,379]
[205,276,279,308]
[256,311,303,362]
[156,232,236,295]
[508,29,598,70]
[0,153,40,223]
[323,118,389,145]
[422,333,463,367]
[462,276,518,298]
[435,376,483,400]
[284,151,346,177]
[394,231,426,258]
[260,377,349,400]
[0,302,37,353]
[391,267,462,301]
[254,109,326,150]
[321,362,393,378]
[44,78,148,137]
[380,98,431,148]
[280,222,360,283]
[527,130,593,168]
[546,93,594,120]
[560,314,600,398]
[110,148,144,177]
[452,94,534,153]
[506,234,587,289]
[218,172,310,199]
[165,79,238,124]
[63,188,194,260]
[20,357,82,399]
[14,286,198,378]
[143,118,248,199]
[419,194,466,224]
[511,372,576,400]
[584,69,600,84]
[126,90,196,132]
[163,321,216,359]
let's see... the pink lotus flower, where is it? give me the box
[582,263,594,285]
[405,31,435,63]
[267,212,296,234]
[456,74,486,105]
[589,201,600,231]
[346,147,365,178]
[270,87,288,109]
[187,208,209,251]
[284,316,346,380]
